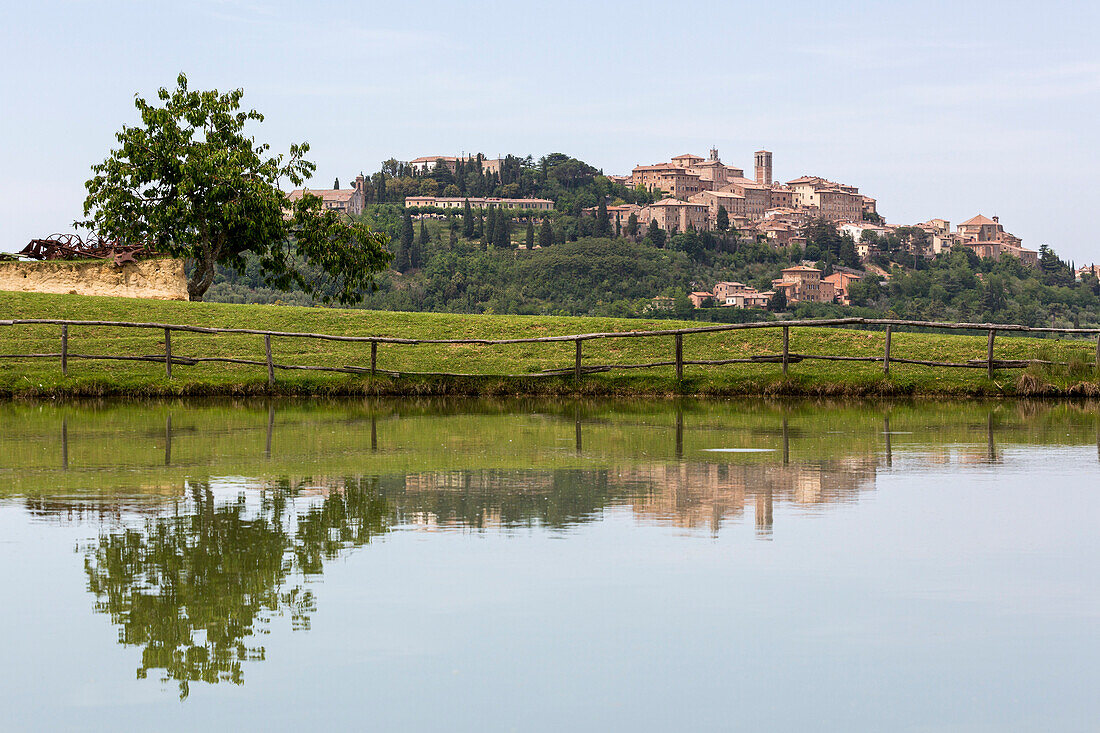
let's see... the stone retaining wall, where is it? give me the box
[0,258,188,300]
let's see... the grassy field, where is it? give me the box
[1,291,1098,397]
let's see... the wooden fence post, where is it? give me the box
[883,325,892,376]
[782,326,790,376]
[574,338,582,382]
[61,325,68,377]
[164,328,172,378]
[265,334,275,386]
[370,341,377,377]
[675,333,683,381]
[987,329,996,380]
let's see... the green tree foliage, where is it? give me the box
[670,232,705,260]
[768,288,788,312]
[538,218,553,248]
[645,219,666,248]
[462,199,474,237]
[397,211,414,271]
[802,217,842,261]
[373,172,387,203]
[625,212,639,238]
[84,480,390,699]
[333,177,339,189]
[595,199,611,236]
[80,74,390,303]
[716,205,729,232]
[494,211,511,248]
[486,208,497,245]
[525,221,535,248]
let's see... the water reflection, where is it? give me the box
[2,397,1098,698]
[79,479,389,699]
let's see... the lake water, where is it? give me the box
[0,399,1097,732]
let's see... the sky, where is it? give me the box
[2,0,1099,261]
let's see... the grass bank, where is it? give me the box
[1,291,1098,398]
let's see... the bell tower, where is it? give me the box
[754,150,772,185]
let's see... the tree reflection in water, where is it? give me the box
[82,478,390,699]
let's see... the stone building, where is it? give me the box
[288,174,368,216]
[641,198,710,233]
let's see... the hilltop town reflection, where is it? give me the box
[68,457,878,697]
[3,398,1095,697]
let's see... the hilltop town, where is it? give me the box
[270,148,1098,326]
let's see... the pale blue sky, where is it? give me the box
[2,0,1098,261]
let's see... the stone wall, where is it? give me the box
[0,258,188,300]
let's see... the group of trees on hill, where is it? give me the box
[362,152,654,214]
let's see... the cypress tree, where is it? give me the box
[495,211,510,248]
[596,199,611,236]
[376,172,386,203]
[462,199,474,237]
[333,177,340,189]
[716,205,729,232]
[646,219,665,248]
[486,208,497,244]
[525,221,535,248]
[419,220,429,246]
[626,212,638,238]
[398,211,414,272]
[539,218,553,248]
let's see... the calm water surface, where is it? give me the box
[0,399,1097,732]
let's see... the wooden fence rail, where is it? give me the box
[1,317,1098,383]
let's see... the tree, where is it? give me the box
[81,74,390,302]
[397,211,414,271]
[494,211,511,248]
[419,220,429,247]
[595,199,611,236]
[375,171,387,202]
[672,292,695,319]
[625,212,638,238]
[716,205,729,232]
[645,219,665,248]
[486,207,497,245]
[462,199,474,238]
[333,177,340,189]
[803,217,842,259]
[538,218,553,248]
[670,232,704,259]
[768,289,787,312]
[525,221,535,248]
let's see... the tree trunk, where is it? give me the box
[188,255,219,301]
[187,238,220,301]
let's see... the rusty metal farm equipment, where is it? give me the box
[17,234,156,266]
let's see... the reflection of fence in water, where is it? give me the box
[3,316,1100,383]
[48,403,1082,535]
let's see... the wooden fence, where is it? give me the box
[1,316,1099,384]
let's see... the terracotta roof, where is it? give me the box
[960,214,998,227]
[289,188,354,202]
[651,197,704,207]
[782,265,821,273]
[672,153,703,160]
[632,163,678,171]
